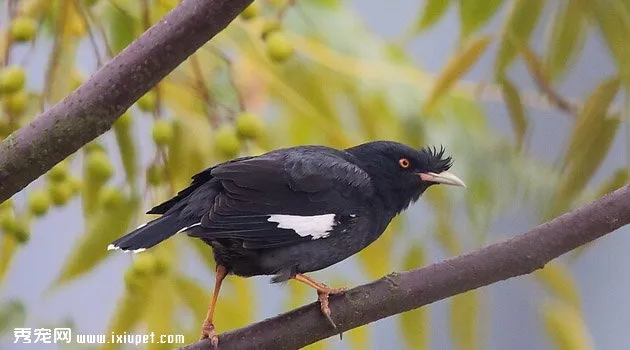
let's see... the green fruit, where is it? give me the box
[28,190,50,217]
[235,112,264,139]
[265,32,294,63]
[137,92,156,112]
[10,17,37,42]
[0,213,20,232]
[2,91,28,116]
[48,161,69,183]
[86,151,114,182]
[214,126,241,159]
[152,120,173,146]
[67,176,83,195]
[132,253,157,275]
[146,164,164,186]
[240,2,259,20]
[124,267,143,292]
[48,181,73,206]
[114,112,132,129]
[100,187,125,210]
[12,224,30,243]
[0,66,26,94]
[261,20,281,39]
[84,142,106,154]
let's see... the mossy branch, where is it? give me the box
[182,185,630,350]
[0,0,253,202]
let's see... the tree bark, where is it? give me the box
[0,0,253,202]
[181,185,630,350]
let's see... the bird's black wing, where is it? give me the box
[188,147,374,249]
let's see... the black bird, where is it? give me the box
[108,141,465,345]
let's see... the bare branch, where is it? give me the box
[0,0,253,202]
[182,185,630,350]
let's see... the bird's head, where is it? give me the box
[347,141,466,214]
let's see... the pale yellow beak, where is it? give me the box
[418,171,466,188]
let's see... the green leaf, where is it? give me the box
[595,168,628,198]
[498,76,527,149]
[423,35,493,113]
[495,0,545,75]
[0,299,26,335]
[56,196,138,284]
[553,116,620,217]
[174,275,210,324]
[103,285,153,350]
[458,0,506,38]
[564,78,620,169]
[535,263,581,308]
[0,233,19,281]
[399,245,428,349]
[146,277,176,350]
[113,113,138,190]
[542,301,593,350]
[582,0,630,85]
[414,0,451,33]
[106,2,140,53]
[450,291,479,350]
[545,0,587,80]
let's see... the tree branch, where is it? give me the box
[0,0,253,202]
[181,185,630,350]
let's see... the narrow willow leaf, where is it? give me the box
[44,37,78,104]
[458,0,506,38]
[518,43,574,114]
[425,187,461,255]
[450,291,479,350]
[106,2,139,53]
[564,78,620,169]
[146,278,175,350]
[56,197,138,284]
[113,113,138,189]
[346,325,369,350]
[414,0,451,33]
[495,0,544,75]
[399,245,428,349]
[174,275,210,323]
[0,233,18,281]
[423,35,492,113]
[499,76,527,149]
[545,0,587,80]
[542,301,593,350]
[595,168,628,198]
[535,263,581,308]
[103,284,153,350]
[582,0,630,84]
[0,299,26,335]
[553,117,620,216]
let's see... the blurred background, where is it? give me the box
[1,0,629,349]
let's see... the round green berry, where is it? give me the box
[266,32,294,63]
[214,126,241,159]
[28,190,51,217]
[235,112,264,139]
[152,120,174,146]
[86,152,114,183]
[0,66,26,94]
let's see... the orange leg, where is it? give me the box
[200,264,228,347]
[293,274,347,329]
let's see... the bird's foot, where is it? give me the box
[316,286,347,332]
[200,321,219,348]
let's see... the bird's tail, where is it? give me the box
[108,215,190,253]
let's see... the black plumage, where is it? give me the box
[109,140,465,344]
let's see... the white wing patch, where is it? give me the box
[268,214,336,240]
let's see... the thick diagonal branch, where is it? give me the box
[0,0,253,202]
[181,185,630,350]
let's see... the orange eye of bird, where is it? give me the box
[399,158,410,169]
